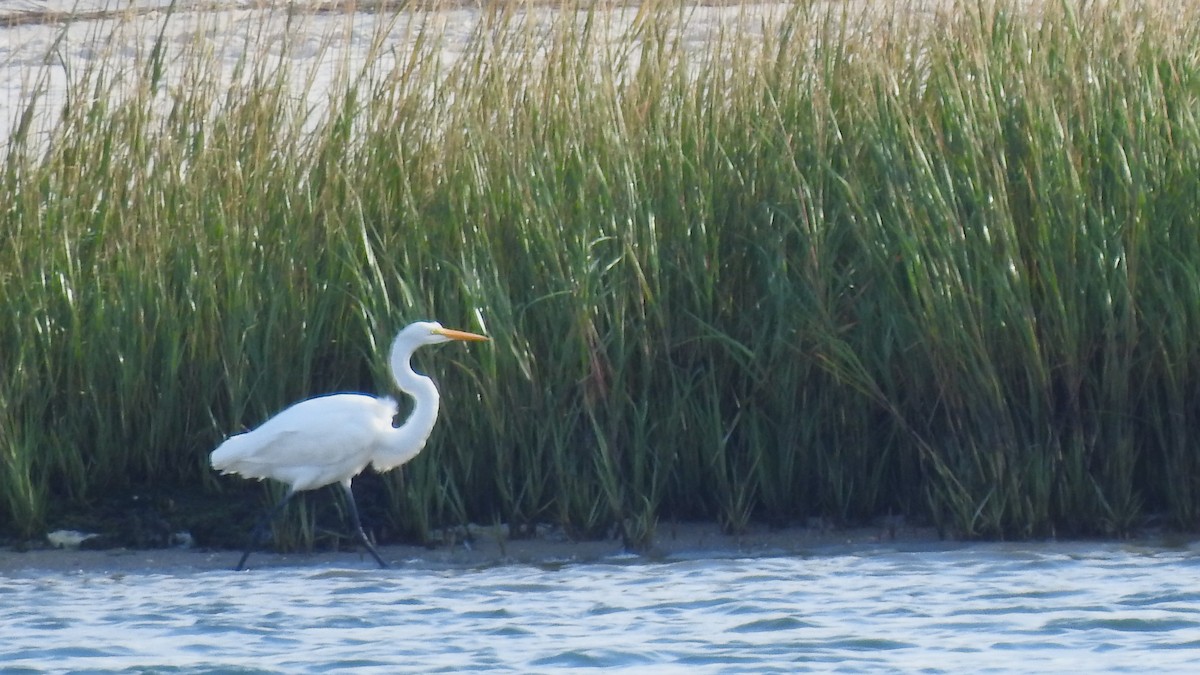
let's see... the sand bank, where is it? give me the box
[1,521,952,574]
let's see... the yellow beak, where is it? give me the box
[434,327,490,342]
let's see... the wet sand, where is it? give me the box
[9,519,1198,574]
[1,522,951,574]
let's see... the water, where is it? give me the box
[3,543,1200,673]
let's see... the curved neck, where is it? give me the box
[389,337,441,445]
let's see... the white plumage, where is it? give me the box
[211,393,399,492]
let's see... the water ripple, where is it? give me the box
[3,543,1200,672]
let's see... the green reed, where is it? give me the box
[3,0,1200,546]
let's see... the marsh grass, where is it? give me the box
[4,0,1200,547]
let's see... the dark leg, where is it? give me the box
[341,480,388,568]
[235,489,296,571]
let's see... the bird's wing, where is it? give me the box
[211,394,395,486]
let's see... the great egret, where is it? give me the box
[211,321,489,570]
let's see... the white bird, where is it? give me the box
[211,321,489,570]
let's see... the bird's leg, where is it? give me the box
[341,481,388,568]
[235,489,296,571]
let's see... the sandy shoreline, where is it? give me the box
[1,522,949,574]
[6,522,1199,575]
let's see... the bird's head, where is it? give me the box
[401,321,490,346]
